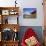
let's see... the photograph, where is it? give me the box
[23,8,37,18]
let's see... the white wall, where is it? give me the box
[0,0,44,26]
[18,0,44,26]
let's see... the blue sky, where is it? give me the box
[23,8,36,13]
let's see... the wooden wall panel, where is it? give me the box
[44,1,46,26]
[44,0,46,46]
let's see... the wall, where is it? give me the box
[18,0,44,26]
[0,0,44,26]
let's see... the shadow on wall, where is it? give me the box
[18,26,44,44]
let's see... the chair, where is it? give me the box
[21,28,41,46]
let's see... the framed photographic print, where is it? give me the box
[9,10,17,15]
[2,10,9,15]
[23,8,37,19]
[9,10,15,15]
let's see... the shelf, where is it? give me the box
[0,7,19,24]
[0,24,19,32]
[2,41,19,46]
[0,7,19,10]
[0,7,19,15]
[0,7,19,12]
[2,40,19,43]
[0,7,19,46]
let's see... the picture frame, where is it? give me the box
[2,10,9,15]
[9,10,17,15]
[23,8,37,19]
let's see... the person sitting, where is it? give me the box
[21,28,41,46]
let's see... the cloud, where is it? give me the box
[24,12,31,15]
